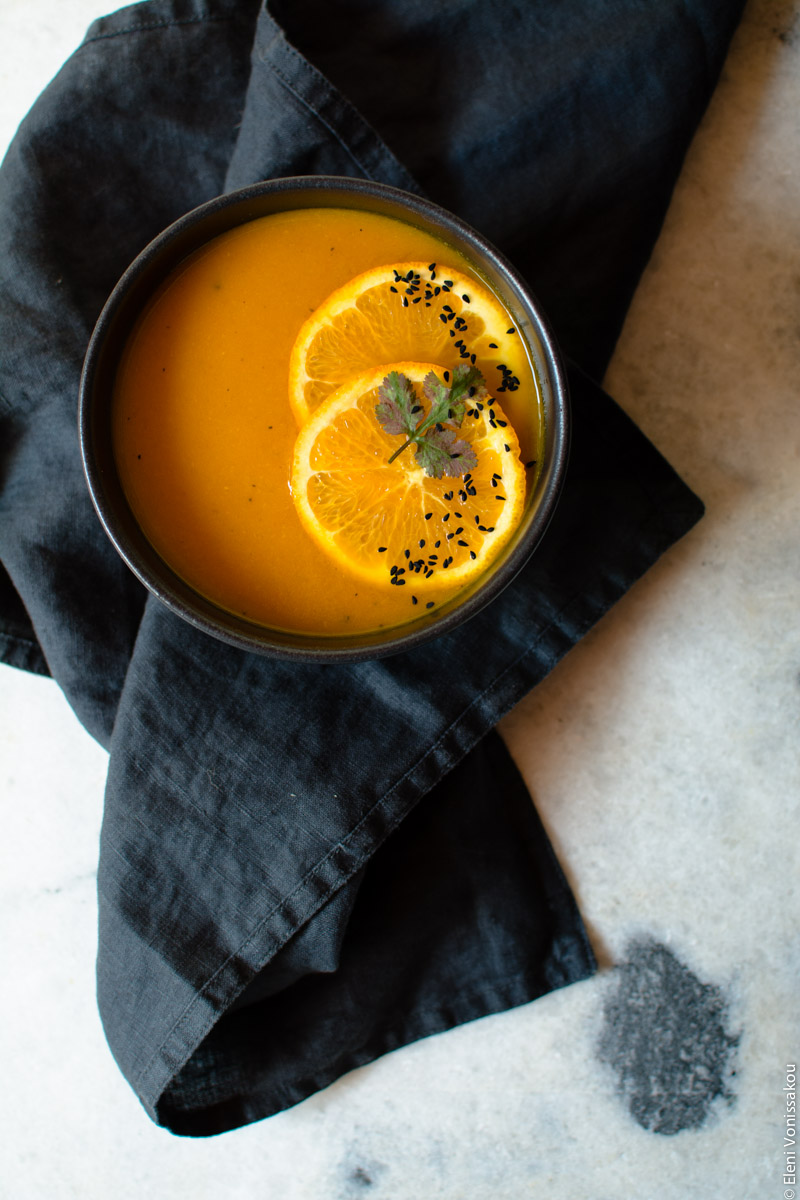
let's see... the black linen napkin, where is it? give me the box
[0,0,743,1135]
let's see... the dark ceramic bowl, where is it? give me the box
[79,176,569,662]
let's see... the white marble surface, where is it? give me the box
[1,1,798,1196]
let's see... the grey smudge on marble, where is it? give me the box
[597,938,739,1135]
[341,1157,388,1194]
[350,1166,373,1188]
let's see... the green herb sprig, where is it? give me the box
[375,364,486,479]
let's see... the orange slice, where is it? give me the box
[288,262,528,427]
[291,362,526,592]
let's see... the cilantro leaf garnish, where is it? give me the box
[422,365,484,429]
[376,364,484,479]
[375,371,421,435]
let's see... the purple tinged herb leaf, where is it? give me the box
[421,372,453,422]
[422,363,484,428]
[415,428,478,478]
[375,371,419,435]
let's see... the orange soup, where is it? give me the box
[112,207,543,635]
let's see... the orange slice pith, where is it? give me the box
[288,262,528,427]
[291,362,527,593]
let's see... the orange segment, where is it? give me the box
[288,262,529,427]
[291,362,526,593]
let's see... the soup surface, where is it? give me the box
[112,207,543,635]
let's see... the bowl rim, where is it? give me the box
[79,175,570,663]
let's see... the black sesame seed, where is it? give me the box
[428,263,436,272]
[488,342,498,349]
[504,444,510,452]
[497,419,507,427]
[462,293,470,302]
[411,595,418,605]
[442,513,450,522]
[390,565,398,574]
[443,370,450,382]
[389,286,398,293]
[419,539,425,548]
[444,280,454,287]
[402,297,408,307]
[425,512,432,520]
[378,546,387,553]
[426,601,435,609]
[434,540,441,548]
[396,578,406,586]
[404,549,410,559]
[469,550,477,560]
[525,459,537,469]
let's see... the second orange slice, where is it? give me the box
[291,362,527,592]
